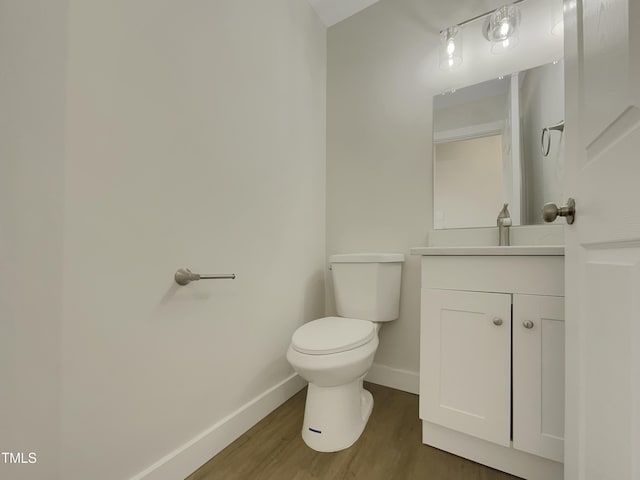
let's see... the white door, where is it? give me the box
[564,1,640,479]
[420,288,511,446]
[513,294,565,463]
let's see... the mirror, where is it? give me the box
[433,60,565,229]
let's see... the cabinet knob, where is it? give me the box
[523,320,535,329]
[493,317,503,326]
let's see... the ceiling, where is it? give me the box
[307,0,382,26]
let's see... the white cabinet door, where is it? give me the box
[513,294,565,463]
[420,288,511,446]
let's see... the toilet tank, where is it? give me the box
[330,253,404,322]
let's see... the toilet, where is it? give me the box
[286,253,404,452]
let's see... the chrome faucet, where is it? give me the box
[497,203,512,246]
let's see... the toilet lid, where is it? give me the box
[291,317,376,355]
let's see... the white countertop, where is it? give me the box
[410,245,565,256]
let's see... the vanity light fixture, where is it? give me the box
[486,4,521,53]
[439,26,463,70]
[438,0,525,69]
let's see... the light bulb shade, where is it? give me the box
[439,26,463,70]
[488,4,520,48]
[490,28,519,54]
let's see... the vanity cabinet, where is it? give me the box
[416,249,565,480]
[421,289,511,447]
[513,294,565,463]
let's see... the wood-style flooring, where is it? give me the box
[186,382,520,480]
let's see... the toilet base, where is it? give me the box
[301,376,374,452]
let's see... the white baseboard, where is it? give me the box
[129,373,307,480]
[365,363,419,395]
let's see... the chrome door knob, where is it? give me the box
[493,317,503,326]
[523,320,535,329]
[542,198,576,224]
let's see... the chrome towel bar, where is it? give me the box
[174,268,236,286]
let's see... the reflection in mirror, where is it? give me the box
[433,60,564,230]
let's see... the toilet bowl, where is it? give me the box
[287,254,404,452]
[286,317,379,452]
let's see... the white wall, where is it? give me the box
[2,1,325,479]
[60,2,325,479]
[0,2,67,479]
[326,0,563,377]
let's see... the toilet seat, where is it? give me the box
[292,317,375,355]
